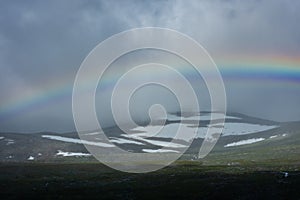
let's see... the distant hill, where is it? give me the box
[0,112,299,167]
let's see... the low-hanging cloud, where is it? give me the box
[0,0,299,132]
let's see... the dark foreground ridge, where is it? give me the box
[1,162,300,200]
[1,114,299,199]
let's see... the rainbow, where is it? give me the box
[0,54,300,122]
[0,84,73,122]
[218,54,300,83]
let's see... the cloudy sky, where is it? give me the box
[0,0,300,132]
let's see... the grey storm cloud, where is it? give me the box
[0,0,300,132]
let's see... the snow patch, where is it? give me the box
[142,149,179,153]
[269,133,288,139]
[5,139,15,145]
[122,133,187,148]
[131,123,197,141]
[220,123,278,136]
[109,137,144,145]
[42,135,114,148]
[183,115,241,121]
[129,122,277,142]
[27,156,35,161]
[224,138,265,147]
[84,132,101,136]
[164,113,241,121]
[56,150,91,157]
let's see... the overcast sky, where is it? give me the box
[0,0,300,132]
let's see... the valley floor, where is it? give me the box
[1,162,300,200]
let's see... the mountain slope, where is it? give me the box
[0,112,299,166]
